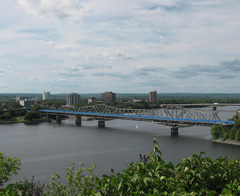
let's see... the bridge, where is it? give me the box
[39,104,235,135]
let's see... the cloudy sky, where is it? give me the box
[0,0,240,93]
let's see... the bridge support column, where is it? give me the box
[171,127,178,136]
[75,117,82,126]
[98,120,105,128]
[56,116,62,124]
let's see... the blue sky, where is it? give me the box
[0,0,240,93]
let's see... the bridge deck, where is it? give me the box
[39,109,235,126]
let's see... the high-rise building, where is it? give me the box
[101,91,116,103]
[43,91,50,100]
[149,90,157,104]
[88,97,96,104]
[19,100,32,108]
[67,93,80,106]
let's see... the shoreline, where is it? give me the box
[0,119,43,125]
[212,138,240,146]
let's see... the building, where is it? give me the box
[149,90,157,104]
[88,97,96,104]
[16,96,30,102]
[19,100,32,108]
[131,97,146,103]
[101,92,116,103]
[66,93,80,106]
[43,91,50,100]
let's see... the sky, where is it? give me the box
[0,0,240,94]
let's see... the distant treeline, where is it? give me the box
[2,93,240,100]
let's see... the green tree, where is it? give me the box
[223,132,229,141]
[0,152,21,187]
[229,128,237,140]
[0,112,12,120]
[24,111,40,121]
[235,130,240,141]
[211,125,224,139]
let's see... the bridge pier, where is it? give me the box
[171,127,178,136]
[56,116,62,124]
[98,120,105,128]
[75,117,82,126]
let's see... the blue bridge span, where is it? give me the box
[39,104,235,135]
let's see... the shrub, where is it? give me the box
[1,139,240,195]
[44,139,240,195]
[0,152,21,187]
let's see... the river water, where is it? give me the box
[0,106,240,184]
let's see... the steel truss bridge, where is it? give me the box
[40,104,235,135]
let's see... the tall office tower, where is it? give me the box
[66,93,80,106]
[101,91,116,103]
[43,91,50,100]
[149,90,157,104]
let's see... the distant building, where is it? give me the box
[43,91,50,100]
[19,100,32,108]
[101,92,116,103]
[237,109,240,118]
[88,97,96,104]
[16,96,30,102]
[131,97,146,103]
[149,90,157,104]
[67,93,80,106]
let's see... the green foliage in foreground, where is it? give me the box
[0,152,21,187]
[1,139,240,195]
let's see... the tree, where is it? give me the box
[229,128,237,140]
[235,130,240,141]
[211,125,223,139]
[0,152,21,187]
[24,111,40,121]
[0,112,12,120]
[223,132,229,141]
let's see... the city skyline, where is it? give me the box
[1,0,240,94]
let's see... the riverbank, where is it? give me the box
[212,138,240,146]
[0,119,43,125]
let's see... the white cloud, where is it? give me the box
[0,0,240,93]
[102,51,134,61]
[17,0,85,22]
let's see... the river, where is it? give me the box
[0,106,240,184]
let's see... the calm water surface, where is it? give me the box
[0,106,240,183]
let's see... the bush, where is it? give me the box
[0,152,21,187]
[0,177,45,196]
[1,139,240,195]
[44,139,240,195]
